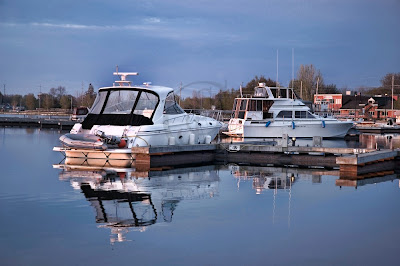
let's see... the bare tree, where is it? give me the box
[293,64,324,101]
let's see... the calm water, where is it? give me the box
[0,128,399,266]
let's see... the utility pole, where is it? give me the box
[392,75,394,115]
[276,49,279,87]
[180,82,182,105]
[300,81,303,99]
[291,48,294,89]
[38,85,42,109]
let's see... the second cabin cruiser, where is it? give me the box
[224,83,353,138]
[56,72,222,153]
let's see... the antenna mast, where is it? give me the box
[292,48,294,88]
[276,49,279,87]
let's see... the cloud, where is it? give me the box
[0,19,244,45]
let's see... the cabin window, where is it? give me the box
[232,99,238,112]
[295,111,307,118]
[90,91,108,114]
[103,90,139,114]
[279,89,287,98]
[238,99,248,119]
[270,89,278,98]
[295,111,316,119]
[164,92,185,114]
[276,111,292,119]
[239,99,248,110]
[249,100,262,111]
[134,91,159,118]
[307,111,316,119]
[232,99,238,118]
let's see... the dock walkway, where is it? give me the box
[0,116,75,129]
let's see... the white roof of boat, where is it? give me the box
[99,85,174,98]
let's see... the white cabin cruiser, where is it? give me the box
[54,72,222,166]
[224,83,353,138]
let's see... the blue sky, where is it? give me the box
[0,0,399,97]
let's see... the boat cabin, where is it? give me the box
[231,84,314,121]
[81,86,183,130]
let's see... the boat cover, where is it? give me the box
[59,133,108,150]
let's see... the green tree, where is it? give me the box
[42,93,54,109]
[24,93,37,110]
[11,94,23,109]
[79,83,96,108]
[60,95,73,110]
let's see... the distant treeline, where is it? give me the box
[0,84,96,111]
[1,66,399,111]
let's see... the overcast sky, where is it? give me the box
[0,0,399,97]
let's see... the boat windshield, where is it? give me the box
[104,90,140,114]
[82,88,159,129]
[164,92,185,114]
[90,89,158,118]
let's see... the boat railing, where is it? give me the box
[184,109,231,122]
[163,113,195,125]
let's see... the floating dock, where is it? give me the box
[0,116,74,130]
[336,149,399,178]
[55,141,400,178]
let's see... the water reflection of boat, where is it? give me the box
[231,165,295,194]
[58,165,219,243]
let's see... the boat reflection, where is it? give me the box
[229,165,330,194]
[58,165,219,244]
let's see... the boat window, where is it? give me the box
[276,111,293,119]
[134,91,159,118]
[288,89,299,99]
[232,99,238,112]
[103,90,139,114]
[262,100,273,111]
[270,89,278,98]
[295,111,307,118]
[90,91,108,114]
[307,111,316,119]
[279,89,287,98]
[294,111,316,119]
[164,92,185,114]
[254,87,268,97]
[232,99,238,118]
[240,99,248,110]
[237,99,247,119]
[249,100,262,111]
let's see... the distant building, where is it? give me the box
[314,93,399,121]
[339,95,395,120]
[314,94,343,114]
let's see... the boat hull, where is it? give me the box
[241,120,354,138]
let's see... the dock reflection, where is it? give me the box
[58,166,219,244]
[57,163,399,243]
[358,133,400,149]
